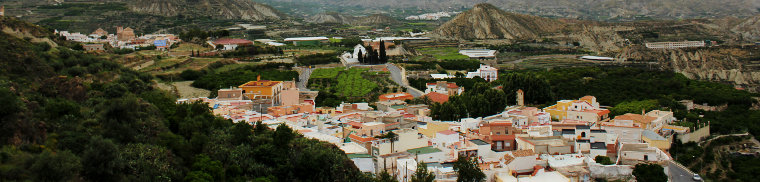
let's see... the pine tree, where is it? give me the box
[379,40,387,63]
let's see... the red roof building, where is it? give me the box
[425,92,449,103]
[214,39,254,46]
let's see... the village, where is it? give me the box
[51,24,747,182]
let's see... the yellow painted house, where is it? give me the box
[543,96,610,123]
[418,121,450,138]
[239,75,284,103]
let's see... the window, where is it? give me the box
[496,132,501,135]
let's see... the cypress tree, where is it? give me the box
[357,50,364,63]
[379,40,387,63]
[373,49,379,64]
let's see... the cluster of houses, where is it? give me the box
[55,26,179,51]
[178,73,708,181]
[404,11,460,20]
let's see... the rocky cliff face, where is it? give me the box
[431,3,565,40]
[127,0,286,20]
[612,45,760,92]
[305,12,355,24]
[732,14,760,40]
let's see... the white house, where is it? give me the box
[466,64,498,82]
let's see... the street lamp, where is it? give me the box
[692,155,702,175]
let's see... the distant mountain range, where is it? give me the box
[126,0,287,20]
[266,0,760,20]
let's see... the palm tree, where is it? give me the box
[375,131,398,154]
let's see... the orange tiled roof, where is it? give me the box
[349,134,377,143]
[426,92,449,103]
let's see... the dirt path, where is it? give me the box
[156,81,211,99]
[132,60,155,70]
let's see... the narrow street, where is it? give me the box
[386,63,423,97]
[297,67,314,91]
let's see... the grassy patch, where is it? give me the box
[170,44,211,52]
[311,67,345,79]
[417,47,469,60]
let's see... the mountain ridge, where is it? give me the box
[431,3,565,40]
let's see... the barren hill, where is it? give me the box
[352,14,400,26]
[732,14,760,40]
[305,12,355,24]
[127,0,287,20]
[431,3,565,40]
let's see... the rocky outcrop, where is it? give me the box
[612,45,760,92]
[305,12,355,24]
[431,3,565,40]
[127,0,286,20]
[732,14,760,40]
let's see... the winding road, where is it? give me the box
[386,63,424,98]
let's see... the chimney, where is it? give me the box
[642,109,645,116]
[257,75,261,81]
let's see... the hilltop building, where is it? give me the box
[116,26,136,41]
[91,28,108,37]
[466,64,498,82]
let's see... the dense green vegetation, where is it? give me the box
[487,44,591,56]
[294,53,340,65]
[335,68,379,97]
[0,18,373,181]
[430,83,508,121]
[311,67,345,79]
[632,163,667,182]
[191,63,298,91]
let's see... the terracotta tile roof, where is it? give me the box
[349,134,377,143]
[580,96,595,101]
[582,109,610,116]
[447,83,459,88]
[502,153,516,165]
[516,89,523,93]
[347,121,362,129]
[426,92,449,103]
[512,149,534,157]
[214,39,254,45]
[615,113,657,123]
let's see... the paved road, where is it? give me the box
[670,161,698,182]
[385,63,423,98]
[298,67,314,91]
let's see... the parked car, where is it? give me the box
[693,174,702,181]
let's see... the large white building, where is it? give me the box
[645,41,705,49]
[466,64,498,82]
